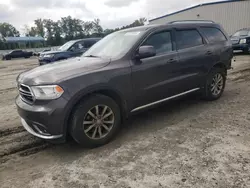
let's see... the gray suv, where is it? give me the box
[16,21,233,148]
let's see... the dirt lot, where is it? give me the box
[0,55,250,188]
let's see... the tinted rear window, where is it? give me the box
[200,27,227,43]
[176,30,203,50]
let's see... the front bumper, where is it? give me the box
[21,118,62,139]
[232,43,249,51]
[16,95,68,142]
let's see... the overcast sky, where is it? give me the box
[0,0,222,33]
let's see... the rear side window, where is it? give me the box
[176,30,203,50]
[12,50,21,54]
[142,31,172,55]
[200,27,227,43]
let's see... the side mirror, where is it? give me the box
[136,45,156,59]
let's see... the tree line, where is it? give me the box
[0,17,147,50]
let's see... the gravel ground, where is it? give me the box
[0,55,250,188]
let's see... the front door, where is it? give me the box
[131,29,181,108]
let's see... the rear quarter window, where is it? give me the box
[200,27,227,43]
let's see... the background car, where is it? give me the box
[33,49,51,56]
[38,38,101,65]
[230,28,250,54]
[2,50,33,60]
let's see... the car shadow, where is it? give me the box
[46,93,207,160]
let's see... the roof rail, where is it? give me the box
[169,20,215,24]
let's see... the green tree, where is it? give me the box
[52,20,63,46]
[29,27,37,37]
[34,19,45,37]
[0,23,20,37]
[103,29,115,36]
[83,21,94,36]
[61,16,74,40]
[92,19,103,35]
[43,19,54,45]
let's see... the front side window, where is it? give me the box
[58,41,75,51]
[176,29,203,50]
[11,50,21,54]
[142,31,172,55]
[201,27,227,43]
[84,41,95,48]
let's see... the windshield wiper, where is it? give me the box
[84,55,100,58]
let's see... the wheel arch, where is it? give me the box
[210,62,227,75]
[64,87,128,136]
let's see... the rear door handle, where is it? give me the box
[167,58,177,63]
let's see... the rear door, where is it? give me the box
[199,27,232,67]
[16,50,23,58]
[174,28,212,90]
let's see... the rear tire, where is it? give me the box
[243,47,250,54]
[70,94,121,148]
[202,67,226,101]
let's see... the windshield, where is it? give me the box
[84,30,144,59]
[58,41,75,51]
[232,30,250,37]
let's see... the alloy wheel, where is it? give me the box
[211,73,224,96]
[83,105,115,140]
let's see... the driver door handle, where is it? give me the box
[167,58,177,63]
[206,51,213,55]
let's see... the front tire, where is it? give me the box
[70,94,121,148]
[203,67,226,101]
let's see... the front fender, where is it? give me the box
[62,84,127,135]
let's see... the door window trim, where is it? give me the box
[199,26,228,44]
[134,29,176,59]
[174,28,206,51]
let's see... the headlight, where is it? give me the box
[30,85,64,100]
[43,54,55,58]
[239,39,247,44]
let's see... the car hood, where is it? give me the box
[230,36,248,41]
[40,50,64,55]
[17,57,111,85]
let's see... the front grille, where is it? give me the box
[19,84,34,103]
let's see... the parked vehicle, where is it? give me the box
[16,21,233,148]
[38,38,101,65]
[230,28,250,54]
[33,49,51,56]
[2,50,33,60]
